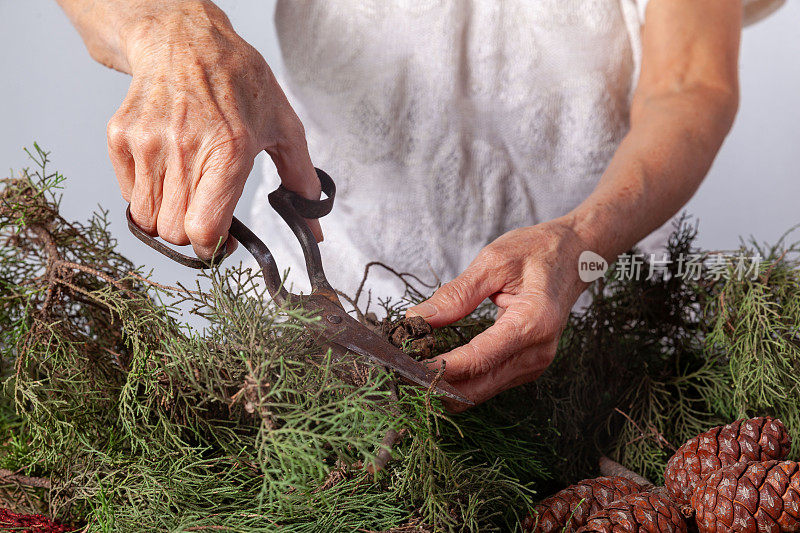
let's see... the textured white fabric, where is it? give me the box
[250,0,778,304]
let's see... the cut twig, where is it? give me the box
[335,289,369,325]
[0,469,51,490]
[598,457,654,490]
[366,428,408,475]
[128,270,202,296]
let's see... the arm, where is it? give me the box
[56,0,321,258]
[569,0,741,260]
[408,0,742,409]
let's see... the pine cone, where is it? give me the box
[664,417,790,505]
[692,460,800,532]
[523,476,644,532]
[576,492,688,532]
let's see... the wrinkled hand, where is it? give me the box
[108,3,320,259]
[407,220,591,410]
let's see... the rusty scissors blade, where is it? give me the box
[126,166,473,406]
[302,295,473,405]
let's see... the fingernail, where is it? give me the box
[407,302,437,319]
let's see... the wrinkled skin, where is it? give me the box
[408,0,742,409]
[408,220,589,409]
[58,0,742,408]
[63,1,322,259]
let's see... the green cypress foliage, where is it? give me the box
[1,147,798,531]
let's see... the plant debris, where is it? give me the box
[383,316,437,360]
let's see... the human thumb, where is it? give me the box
[407,264,500,328]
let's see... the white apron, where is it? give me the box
[251,0,783,303]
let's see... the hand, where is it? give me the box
[106,2,321,258]
[407,220,591,411]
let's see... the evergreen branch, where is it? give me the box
[4,149,800,531]
[0,469,51,490]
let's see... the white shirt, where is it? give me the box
[251,0,783,303]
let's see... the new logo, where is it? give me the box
[578,251,608,282]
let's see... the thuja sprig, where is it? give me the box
[0,147,539,532]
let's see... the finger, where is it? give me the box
[185,149,252,260]
[223,233,239,255]
[265,113,323,242]
[441,345,552,412]
[426,311,531,382]
[107,119,134,202]
[407,260,504,328]
[489,293,510,321]
[128,144,165,236]
[491,292,514,309]
[433,294,562,382]
[156,149,192,246]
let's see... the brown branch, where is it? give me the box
[760,249,788,285]
[128,271,202,296]
[23,223,193,300]
[598,457,654,490]
[52,260,145,302]
[0,469,51,490]
[28,225,60,267]
[51,279,104,305]
[335,290,369,326]
[417,365,450,439]
[28,224,61,314]
[365,428,408,475]
[361,373,406,475]
[354,261,438,305]
[719,290,736,335]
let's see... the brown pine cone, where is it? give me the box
[523,476,644,532]
[664,417,790,505]
[577,492,688,532]
[692,460,800,532]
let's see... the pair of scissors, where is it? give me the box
[126,168,472,405]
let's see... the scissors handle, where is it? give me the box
[126,205,229,268]
[126,168,336,305]
[267,168,338,302]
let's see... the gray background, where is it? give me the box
[2,1,799,294]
